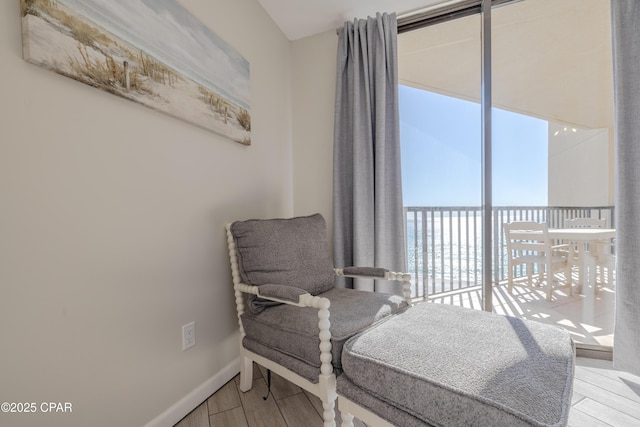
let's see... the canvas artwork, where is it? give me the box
[20,0,251,145]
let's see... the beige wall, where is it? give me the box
[548,124,613,207]
[291,30,337,239]
[0,1,292,426]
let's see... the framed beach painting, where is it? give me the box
[20,0,251,145]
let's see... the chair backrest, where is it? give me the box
[566,217,607,229]
[504,221,551,256]
[227,213,335,295]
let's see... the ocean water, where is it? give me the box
[406,213,484,296]
[406,206,616,298]
[405,209,544,297]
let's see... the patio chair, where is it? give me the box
[566,217,615,287]
[225,213,411,427]
[504,221,573,301]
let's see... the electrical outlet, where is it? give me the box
[182,321,195,350]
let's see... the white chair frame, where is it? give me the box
[338,395,395,427]
[504,221,573,301]
[226,223,412,427]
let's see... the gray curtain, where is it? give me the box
[333,13,406,293]
[611,0,640,376]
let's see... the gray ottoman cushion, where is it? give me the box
[241,287,408,373]
[338,375,433,427]
[339,303,575,427]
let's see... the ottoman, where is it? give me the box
[337,302,575,427]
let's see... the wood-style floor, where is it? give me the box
[175,357,640,427]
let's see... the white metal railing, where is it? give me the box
[404,205,615,299]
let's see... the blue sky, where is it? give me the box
[399,84,548,207]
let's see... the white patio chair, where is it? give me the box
[503,221,573,301]
[226,213,411,427]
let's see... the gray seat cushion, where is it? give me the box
[339,303,575,427]
[337,375,433,427]
[241,287,408,378]
[230,214,335,295]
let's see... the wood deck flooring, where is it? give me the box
[429,281,615,348]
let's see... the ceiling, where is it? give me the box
[398,0,613,130]
[258,0,613,131]
[257,0,446,40]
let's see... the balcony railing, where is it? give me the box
[404,205,615,299]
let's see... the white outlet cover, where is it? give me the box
[182,321,195,350]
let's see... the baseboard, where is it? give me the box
[144,358,240,427]
[576,343,613,361]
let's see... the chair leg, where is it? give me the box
[337,397,354,427]
[545,262,553,302]
[605,255,616,285]
[576,251,584,293]
[319,374,337,426]
[597,262,604,285]
[323,399,337,427]
[239,353,253,392]
[341,412,354,427]
[508,264,514,294]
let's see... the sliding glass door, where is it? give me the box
[492,0,615,349]
[398,0,615,350]
[398,12,483,308]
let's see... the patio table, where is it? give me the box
[548,228,615,293]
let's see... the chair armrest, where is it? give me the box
[256,284,310,305]
[339,266,388,278]
[235,281,330,309]
[334,268,413,304]
[247,284,314,313]
[335,267,411,281]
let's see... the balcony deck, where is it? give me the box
[405,205,616,349]
[424,279,615,348]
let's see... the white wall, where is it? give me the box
[0,1,292,426]
[548,123,613,207]
[291,30,337,237]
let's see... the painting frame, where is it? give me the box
[20,0,251,145]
